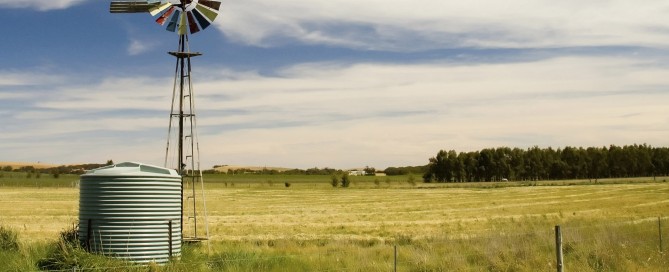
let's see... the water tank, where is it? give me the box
[78,162,182,264]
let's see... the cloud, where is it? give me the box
[0,71,65,87]
[0,0,86,11]
[127,39,157,56]
[218,1,669,51]
[3,55,669,168]
[191,56,669,168]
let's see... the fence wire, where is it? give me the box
[19,217,668,271]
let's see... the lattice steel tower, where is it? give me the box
[110,0,221,243]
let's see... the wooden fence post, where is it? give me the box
[394,245,398,272]
[555,225,564,272]
[659,217,663,253]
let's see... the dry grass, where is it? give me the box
[1,181,667,243]
[1,178,667,270]
[0,188,78,242]
[205,182,669,242]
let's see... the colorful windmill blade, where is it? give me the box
[110,0,221,35]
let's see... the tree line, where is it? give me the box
[1,160,114,176]
[422,144,669,183]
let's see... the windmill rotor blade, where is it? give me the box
[111,0,221,34]
[178,11,187,35]
[195,3,218,22]
[110,1,160,13]
[198,0,221,11]
[191,8,211,30]
[156,6,176,25]
[186,11,200,34]
[149,2,172,16]
[166,9,181,32]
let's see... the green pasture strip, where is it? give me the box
[0,171,79,187]
[1,217,667,271]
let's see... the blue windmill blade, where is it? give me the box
[166,9,181,32]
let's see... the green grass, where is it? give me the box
[0,171,79,187]
[0,173,668,270]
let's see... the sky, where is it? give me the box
[1,0,669,170]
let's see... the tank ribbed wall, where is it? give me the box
[78,162,182,264]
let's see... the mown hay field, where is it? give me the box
[0,174,668,271]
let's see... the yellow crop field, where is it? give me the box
[0,179,668,271]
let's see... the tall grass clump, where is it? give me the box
[0,225,19,251]
[37,224,137,271]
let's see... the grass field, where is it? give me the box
[0,172,668,270]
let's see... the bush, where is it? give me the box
[284,182,291,188]
[330,174,339,188]
[0,225,19,251]
[407,175,417,186]
[341,173,351,188]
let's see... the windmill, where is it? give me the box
[110,0,222,243]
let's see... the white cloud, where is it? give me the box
[127,39,156,56]
[192,56,669,168]
[35,76,173,111]
[0,0,86,11]
[3,56,669,169]
[218,0,669,50]
[0,71,64,86]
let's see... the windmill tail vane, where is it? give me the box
[110,0,221,35]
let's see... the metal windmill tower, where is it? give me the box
[110,0,221,243]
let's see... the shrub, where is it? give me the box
[341,173,351,188]
[407,175,417,186]
[284,182,291,188]
[0,225,19,251]
[330,174,339,188]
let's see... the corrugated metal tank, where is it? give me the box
[78,162,182,264]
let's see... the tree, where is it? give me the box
[478,149,495,182]
[586,147,607,182]
[422,144,669,183]
[431,150,448,182]
[106,160,114,166]
[364,166,376,176]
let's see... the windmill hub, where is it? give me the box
[111,0,220,35]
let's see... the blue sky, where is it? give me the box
[1,0,669,169]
